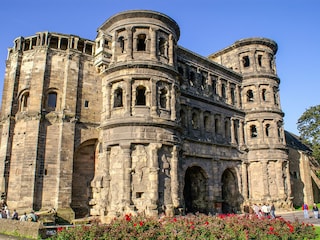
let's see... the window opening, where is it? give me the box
[247,90,254,102]
[159,37,167,56]
[118,36,125,53]
[77,40,84,52]
[230,88,235,105]
[243,56,250,67]
[258,55,262,67]
[114,88,123,108]
[47,92,57,109]
[265,124,270,137]
[20,92,29,111]
[60,38,68,50]
[159,88,167,108]
[191,113,199,129]
[136,86,146,105]
[250,125,257,138]
[221,83,226,98]
[262,89,266,101]
[273,88,278,105]
[180,110,186,127]
[137,34,146,51]
[84,100,89,108]
[204,116,209,131]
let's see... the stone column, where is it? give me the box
[105,83,112,119]
[170,85,176,121]
[171,145,180,208]
[168,34,174,66]
[150,27,157,60]
[150,78,158,117]
[261,161,270,198]
[148,143,162,216]
[111,31,118,63]
[120,143,132,209]
[241,162,248,200]
[125,78,132,117]
[126,27,133,60]
[230,118,235,144]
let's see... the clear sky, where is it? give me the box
[0,0,319,135]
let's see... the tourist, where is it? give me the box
[11,209,18,220]
[27,210,38,222]
[20,212,27,221]
[302,203,309,219]
[312,203,319,219]
[270,203,276,219]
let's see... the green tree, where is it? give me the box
[297,105,320,162]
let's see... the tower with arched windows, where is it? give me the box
[0,10,316,223]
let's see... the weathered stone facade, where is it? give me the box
[0,10,318,222]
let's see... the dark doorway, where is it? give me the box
[71,140,96,218]
[221,168,241,213]
[183,166,208,214]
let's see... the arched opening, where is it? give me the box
[159,88,167,108]
[71,140,97,218]
[137,34,146,51]
[221,168,242,213]
[136,85,146,106]
[113,87,123,108]
[183,166,208,214]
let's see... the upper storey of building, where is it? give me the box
[94,10,180,72]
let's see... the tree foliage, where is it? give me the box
[297,105,320,161]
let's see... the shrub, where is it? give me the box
[48,213,318,240]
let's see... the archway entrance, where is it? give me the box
[221,168,241,213]
[183,166,208,213]
[71,140,97,218]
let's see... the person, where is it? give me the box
[27,210,38,222]
[11,209,18,220]
[302,203,309,219]
[20,212,27,221]
[270,203,276,219]
[312,203,319,219]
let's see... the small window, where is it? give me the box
[118,36,125,53]
[258,55,262,67]
[137,34,146,51]
[243,56,250,67]
[230,88,235,105]
[214,118,219,134]
[265,124,270,137]
[191,113,199,129]
[262,89,267,101]
[114,88,123,108]
[178,66,184,75]
[250,125,257,138]
[180,110,186,127]
[159,37,167,56]
[136,192,144,198]
[204,115,210,131]
[20,92,29,112]
[247,90,254,102]
[47,92,57,109]
[221,83,226,99]
[273,88,278,105]
[136,86,146,105]
[159,88,167,108]
[84,100,89,108]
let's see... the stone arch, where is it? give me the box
[221,167,242,213]
[183,166,208,214]
[71,139,98,218]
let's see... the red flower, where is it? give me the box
[173,218,177,222]
[204,221,209,225]
[139,221,144,226]
[125,214,131,222]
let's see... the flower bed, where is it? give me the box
[49,213,318,240]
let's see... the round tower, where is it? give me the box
[91,10,182,220]
[209,38,291,207]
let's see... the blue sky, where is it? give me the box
[0,0,319,135]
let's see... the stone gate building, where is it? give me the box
[0,10,318,222]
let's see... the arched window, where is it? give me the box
[243,56,250,67]
[159,88,167,108]
[191,112,199,129]
[47,92,57,110]
[136,86,146,105]
[247,90,254,102]
[250,125,257,138]
[137,34,146,51]
[118,36,125,53]
[273,87,278,105]
[159,37,167,56]
[230,88,235,105]
[204,115,210,131]
[214,117,220,134]
[114,88,123,108]
[221,83,226,99]
[180,109,186,127]
[20,91,29,112]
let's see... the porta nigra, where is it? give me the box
[0,10,318,222]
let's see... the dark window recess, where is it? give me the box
[137,34,146,51]
[114,88,123,107]
[84,100,89,108]
[136,86,146,105]
[48,92,57,109]
[243,56,250,67]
